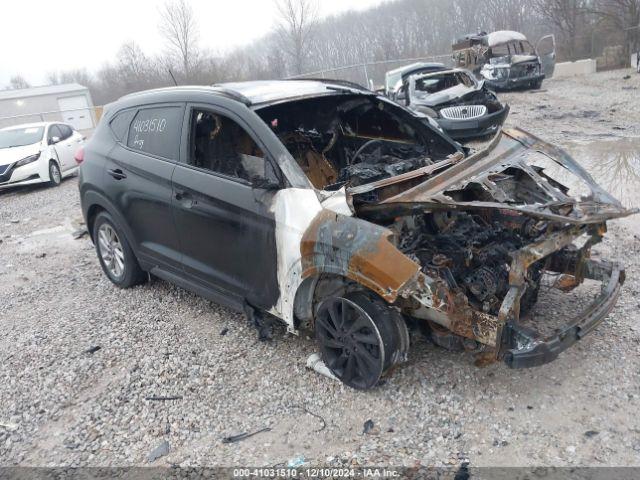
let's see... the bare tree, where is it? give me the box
[9,75,30,90]
[533,0,589,59]
[590,0,640,58]
[275,0,319,75]
[159,0,200,79]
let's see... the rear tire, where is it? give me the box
[314,291,408,390]
[48,161,61,187]
[93,211,146,288]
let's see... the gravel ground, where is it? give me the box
[1,69,639,468]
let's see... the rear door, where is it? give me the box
[171,103,281,310]
[104,104,185,272]
[536,34,556,78]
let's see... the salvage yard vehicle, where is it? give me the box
[0,122,84,189]
[385,62,509,139]
[79,81,634,390]
[453,31,556,90]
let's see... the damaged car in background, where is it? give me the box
[453,30,556,90]
[385,62,509,139]
[80,80,635,390]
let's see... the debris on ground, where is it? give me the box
[585,430,600,438]
[83,346,101,354]
[0,422,19,432]
[221,427,271,444]
[72,228,89,240]
[244,302,273,341]
[147,440,170,463]
[220,328,229,336]
[306,353,338,381]
[35,253,46,259]
[287,455,307,468]
[144,395,183,402]
[363,419,377,435]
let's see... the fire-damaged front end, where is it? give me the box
[246,83,633,384]
[347,128,633,368]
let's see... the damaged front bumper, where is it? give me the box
[403,224,624,368]
[499,228,625,368]
[485,73,545,91]
[503,259,623,368]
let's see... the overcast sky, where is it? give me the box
[0,0,384,88]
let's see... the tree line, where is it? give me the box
[7,0,638,105]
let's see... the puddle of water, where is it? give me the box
[554,136,640,234]
[563,137,640,210]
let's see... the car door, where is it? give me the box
[104,104,185,272]
[536,34,556,78]
[47,125,65,168]
[55,124,80,171]
[171,103,280,310]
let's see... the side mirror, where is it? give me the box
[49,136,60,145]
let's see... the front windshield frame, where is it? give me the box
[0,126,45,149]
[410,71,476,96]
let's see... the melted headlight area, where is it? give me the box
[390,208,608,362]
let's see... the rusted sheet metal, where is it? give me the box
[300,210,421,302]
[376,127,637,224]
[408,278,500,347]
[509,226,585,286]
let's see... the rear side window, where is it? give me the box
[109,109,136,142]
[48,125,62,143]
[58,124,73,140]
[126,106,183,160]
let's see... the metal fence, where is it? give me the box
[291,54,454,89]
[0,106,103,135]
[291,28,640,88]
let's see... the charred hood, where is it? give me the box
[351,128,637,224]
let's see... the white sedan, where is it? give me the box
[0,122,84,189]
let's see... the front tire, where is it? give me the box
[48,161,61,187]
[93,211,146,288]
[314,291,408,390]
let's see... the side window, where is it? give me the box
[109,109,136,143]
[58,124,73,140]
[126,106,183,160]
[188,109,270,184]
[48,125,62,143]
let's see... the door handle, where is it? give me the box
[174,190,196,208]
[107,168,127,180]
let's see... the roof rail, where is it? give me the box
[120,85,252,106]
[284,77,371,92]
[210,85,252,106]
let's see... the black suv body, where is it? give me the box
[79,81,632,389]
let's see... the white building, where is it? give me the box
[0,83,96,132]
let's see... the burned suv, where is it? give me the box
[453,30,556,90]
[79,81,633,390]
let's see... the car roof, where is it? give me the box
[218,80,371,106]
[117,80,371,110]
[487,30,528,47]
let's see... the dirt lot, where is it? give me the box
[1,69,639,469]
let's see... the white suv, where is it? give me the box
[0,122,84,189]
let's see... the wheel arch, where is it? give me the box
[81,191,138,256]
